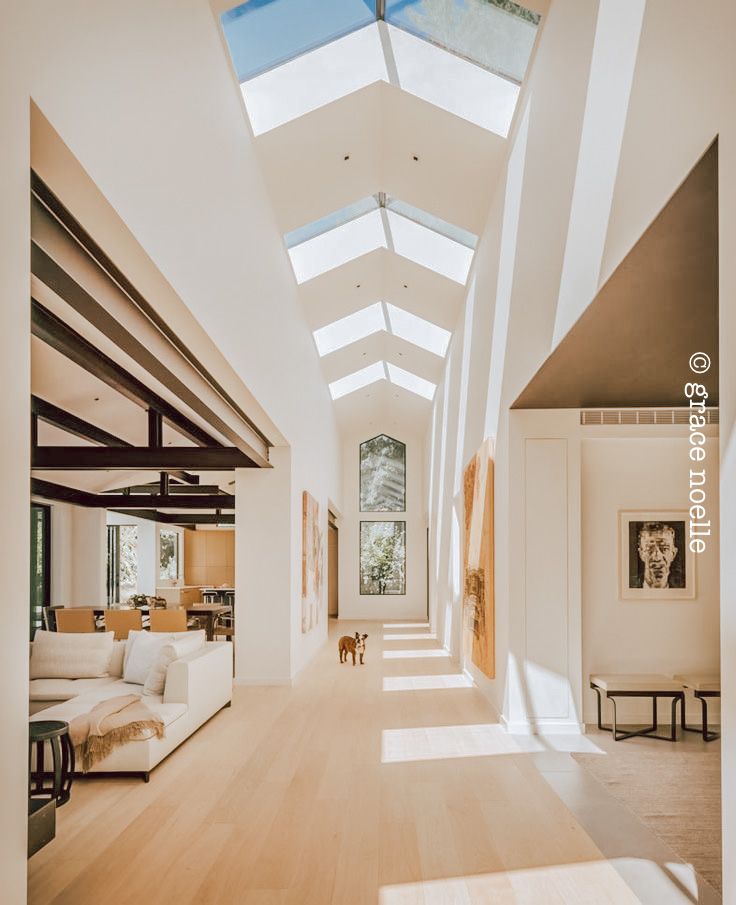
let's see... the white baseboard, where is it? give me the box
[501,715,585,736]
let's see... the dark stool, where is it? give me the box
[29,720,74,807]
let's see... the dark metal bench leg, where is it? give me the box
[670,695,678,742]
[594,685,606,731]
[697,694,720,742]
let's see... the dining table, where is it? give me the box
[48,604,232,642]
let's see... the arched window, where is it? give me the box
[360,434,406,512]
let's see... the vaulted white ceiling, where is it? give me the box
[217,1,546,434]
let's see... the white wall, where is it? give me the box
[36,501,107,607]
[582,437,720,724]
[24,0,342,684]
[339,428,427,622]
[0,4,30,895]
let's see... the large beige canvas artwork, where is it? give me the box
[462,439,495,678]
[301,491,323,633]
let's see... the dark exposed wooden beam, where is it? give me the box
[111,510,235,525]
[107,483,225,495]
[32,241,267,464]
[31,395,199,485]
[31,300,221,449]
[168,513,235,525]
[148,409,163,448]
[32,446,255,470]
[32,479,235,509]
[32,171,271,449]
[33,395,132,447]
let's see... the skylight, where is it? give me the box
[285,197,378,249]
[329,360,437,400]
[329,361,386,399]
[288,195,476,284]
[385,304,451,357]
[314,303,451,358]
[288,209,385,283]
[385,197,477,249]
[385,0,540,84]
[386,363,436,400]
[221,0,377,82]
[313,303,385,356]
[221,0,539,85]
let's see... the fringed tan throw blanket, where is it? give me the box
[69,694,165,771]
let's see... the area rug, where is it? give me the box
[573,746,721,893]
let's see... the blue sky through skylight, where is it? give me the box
[385,0,539,83]
[222,0,377,82]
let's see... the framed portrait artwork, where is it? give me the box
[619,510,696,600]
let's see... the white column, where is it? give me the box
[234,447,293,684]
[0,3,30,895]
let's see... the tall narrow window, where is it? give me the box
[107,524,139,604]
[360,521,406,595]
[360,434,406,511]
[159,529,180,581]
[30,504,50,639]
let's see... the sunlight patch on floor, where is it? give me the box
[378,858,654,904]
[381,723,515,763]
[383,632,437,641]
[383,674,473,692]
[383,649,450,659]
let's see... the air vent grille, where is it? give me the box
[580,409,719,426]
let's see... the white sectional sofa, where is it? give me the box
[30,637,233,781]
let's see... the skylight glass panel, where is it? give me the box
[386,210,473,284]
[385,304,451,357]
[313,303,386,356]
[385,197,477,249]
[385,0,540,84]
[288,209,385,283]
[386,363,436,400]
[285,197,378,249]
[222,0,377,82]
[329,361,386,399]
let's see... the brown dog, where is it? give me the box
[338,632,368,665]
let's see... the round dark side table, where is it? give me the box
[29,720,74,807]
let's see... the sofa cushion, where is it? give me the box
[29,676,119,702]
[143,634,205,696]
[109,640,126,677]
[30,630,115,679]
[30,688,188,739]
[123,631,172,685]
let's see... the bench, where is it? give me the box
[674,674,721,742]
[590,674,685,742]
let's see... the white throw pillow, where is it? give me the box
[108,640,126,677]
[123,631,172,685]
[143,632,206,696]
[30,630,115,679]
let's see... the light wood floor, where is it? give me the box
[29,621,642,905]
